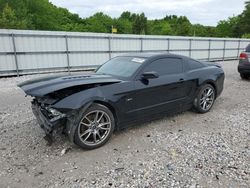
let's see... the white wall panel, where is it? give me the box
[170,50,189,56]
[191,51,208,59]
[15,36,65,52]
[210,50,224,59]
[68,38,108,51]
[111,38,140,51]
[0,36,13,52]
[18,54,67,70]
[69,53,109,67]
[211,41,224,49]
[143,39,168,51]
[111,53,128,58]
[226,41,239,49]
[169,40,189,50]
[191,40,209,50]
[240,41,249,49]
[225,49,238,58]
[0,55,16,71]
[0,29,249,76]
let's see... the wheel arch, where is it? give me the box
[203,80,217,98]
[67,99,119,143]
[199,79,217,98]
[92,100,118,129]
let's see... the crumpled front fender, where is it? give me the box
[52,88,103,110]
[53,87,112,143]
[65,101,93,143]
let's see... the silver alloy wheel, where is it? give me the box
[78,110,111,146]
[199,86,215,111]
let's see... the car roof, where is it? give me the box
[246,44,250,52]
[120,52,186,59]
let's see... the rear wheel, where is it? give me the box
[240,73,249,79]
[74,103,115,149]
[194,84,215,113]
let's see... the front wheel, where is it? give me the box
[240,73,249,80]
[194,84,215,113]
[74,103,115,150]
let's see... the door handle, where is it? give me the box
[179,78,185,83]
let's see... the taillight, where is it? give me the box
[239,53,248,60]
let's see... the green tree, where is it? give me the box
[120,11,133,21]
[132,13,147,34]
[0,3,27,29]
[110,11,134,34]
[85,12,113,33]
[238,1,250,37]
[164,15,192,36]
[190,24,205,37]
[215,16,240,37]
[177,16,192,36]
[148,20,172,35]
[0,0,86,31]
[0,0,249,38]
[114,18,132,34]
[242,33,250,38]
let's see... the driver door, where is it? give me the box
[131,57,188,119]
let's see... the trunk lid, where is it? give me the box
[204,62,222,68]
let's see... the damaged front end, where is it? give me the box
[18,73,122,145]
[31,97,67,143]
[30,84,102,135]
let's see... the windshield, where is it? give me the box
[96,56,146,78]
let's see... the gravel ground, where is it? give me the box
[0,60,249,188]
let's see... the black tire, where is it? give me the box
[74,103,115,150]
[240,73,249,80]
[193,84,216,113]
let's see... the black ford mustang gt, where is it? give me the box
[18,53,225,149]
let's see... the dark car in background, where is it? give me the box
[18,53,225,149]
[238,44,250,79]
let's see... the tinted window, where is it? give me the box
[246,44,250,52]
[188,59,204,70]
[144,58,182,76]
[96,56,146,78]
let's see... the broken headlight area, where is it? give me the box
[31,98,67,135]
[45,107,66,121]
[47,108,61,116]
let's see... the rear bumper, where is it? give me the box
[31,101,66,134]
[238,64,250,74]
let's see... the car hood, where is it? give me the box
[18,73,122,97]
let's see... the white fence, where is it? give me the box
[0,29,250,76]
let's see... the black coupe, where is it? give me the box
[18,53,225,149]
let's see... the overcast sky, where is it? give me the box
[50,0,246,26]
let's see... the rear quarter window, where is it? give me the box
[187,59,204,70]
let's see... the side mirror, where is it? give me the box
[141,71,159,80]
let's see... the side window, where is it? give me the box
[188,59,204,70]
[144,58,183,76]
